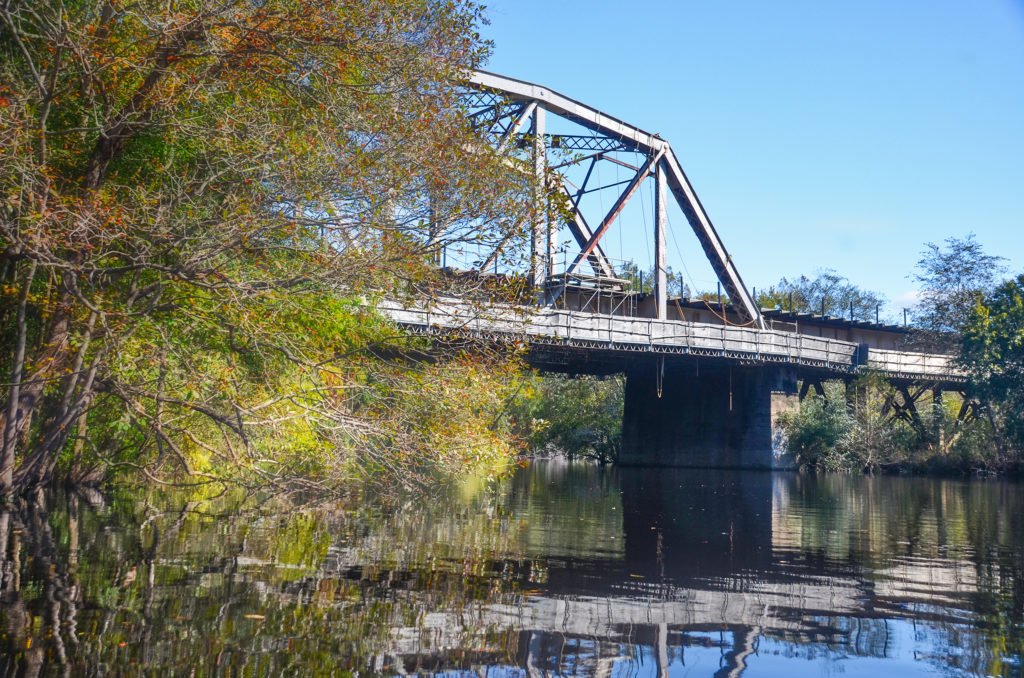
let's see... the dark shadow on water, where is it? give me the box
[618,467,774,581]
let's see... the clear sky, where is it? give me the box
[479,0,1024,319]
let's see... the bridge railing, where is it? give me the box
[380,298,859,368]
[377,298,964,382]
[865,348,963,380]
[539,309,860,367]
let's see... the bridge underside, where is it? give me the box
[525,346,962,470]
[619,359,800,470]
[528,348,802,469]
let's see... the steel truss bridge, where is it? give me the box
[461,69,762,326]
[385,71,970,468]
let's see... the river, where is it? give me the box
[1,461,1022,677]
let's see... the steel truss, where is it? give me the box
[459,70,765,328]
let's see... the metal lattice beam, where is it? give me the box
[544,135,629,152]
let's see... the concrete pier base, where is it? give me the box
[620,359,799,469]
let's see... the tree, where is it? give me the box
[615,261,686,297]
[512,374,623,462]
[0,0,531,495]
[959,274,1024,459]
[756,270,885,321]
[912,234,1005,334]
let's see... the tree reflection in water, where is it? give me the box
[1,464,1022,677]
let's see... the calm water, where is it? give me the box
[1,462,1022,677]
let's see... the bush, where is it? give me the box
[779,376,1003,475]
[780,392,857,472]
[510,374,624,462]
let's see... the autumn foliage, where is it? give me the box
[0,0,532,494]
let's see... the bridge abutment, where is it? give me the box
[620,360,799,469]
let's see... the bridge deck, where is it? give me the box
[379,299,964,383]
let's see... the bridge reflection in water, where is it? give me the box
[381,462,1018,678]
[2,462,1019,677]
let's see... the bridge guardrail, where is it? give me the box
[379,298,859,368]
[378,298,961,381]
[865,348,963,380]
[542,309,859,367]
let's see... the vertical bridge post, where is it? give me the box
[654,157,668,320]
[531,104,547,289]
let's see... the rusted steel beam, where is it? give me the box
[496,101,536,155]
[531,105,547,288]
[661,149,763,328]
[896,385,927,437]
[566,149,664,276]
[956,394,978,423]
[557,184,615,278]
[480,218,523,273]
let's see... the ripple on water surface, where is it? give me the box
[0,462,1021,677]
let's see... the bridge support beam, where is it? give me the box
[531,104,548,289]
[654,160,667,320]
[620,360,800,469]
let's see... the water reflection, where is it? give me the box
[1,463,1022,677]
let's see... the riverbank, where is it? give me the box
[778,377,1022,477]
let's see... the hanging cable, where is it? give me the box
[729,367,733,412]
[701,298,758,327]
[656,355,664,398]
[673,297,687,321]
[666,210,698,298]
[616,157,623,269]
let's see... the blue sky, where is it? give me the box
[479,0,1024,318]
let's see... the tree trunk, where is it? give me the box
[1,285,73,496]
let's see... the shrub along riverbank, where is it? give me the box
[783,273,1024,476]
[778,377,1009,475]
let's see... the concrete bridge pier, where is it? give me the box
[620,360,800,469]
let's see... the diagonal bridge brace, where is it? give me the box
[567,148,664,276]
[464,70,765,329]
[557,183,615,279]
